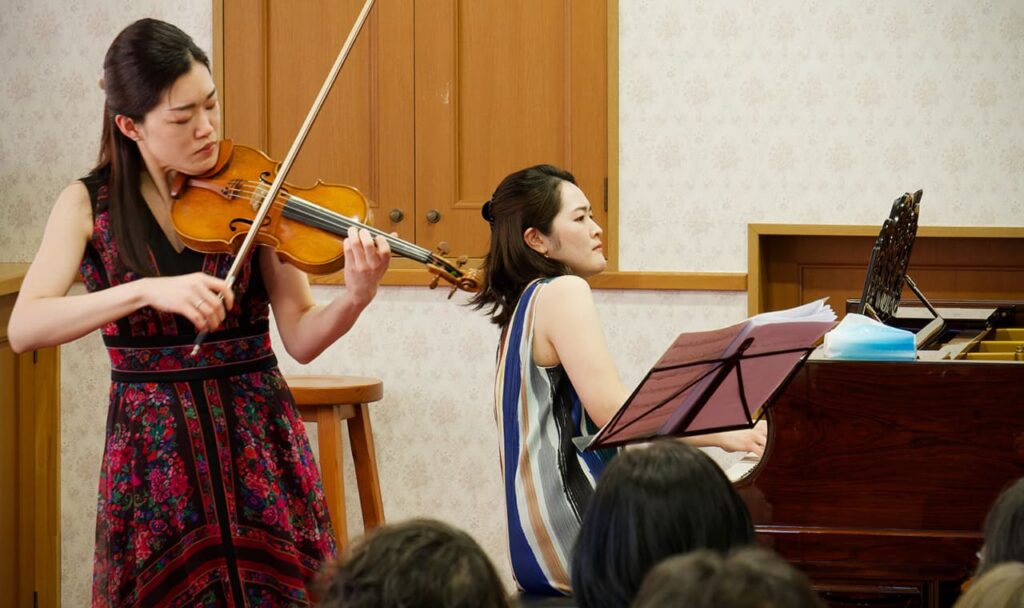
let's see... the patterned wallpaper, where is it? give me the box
[0,1,1021,606]
[619,0,1024,270]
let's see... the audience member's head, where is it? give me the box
[318,518,510,608]
[977,477,1024,576]
[571,440,755,608]
[954,562,1024,608]
[631,548,826,608]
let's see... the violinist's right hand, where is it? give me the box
[139,272,236,333]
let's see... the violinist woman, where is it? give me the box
[6,19,389,607]
[470,165,767,597]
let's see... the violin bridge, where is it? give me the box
[250,184,268,211]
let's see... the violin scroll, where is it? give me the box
[427,254,480,298]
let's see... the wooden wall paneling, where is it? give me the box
[748,225,1024,316]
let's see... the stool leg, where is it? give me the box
[348,404,385,530]
[315,405,349,549]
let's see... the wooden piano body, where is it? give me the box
[742,226,1024,607]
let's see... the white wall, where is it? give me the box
[1,1,1021,605]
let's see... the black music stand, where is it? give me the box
[579,303,835,451]
[858,190,944,348]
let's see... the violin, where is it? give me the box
[174,0,476,356]
[169,140,479,294]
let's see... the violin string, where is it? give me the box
[283,203,428,262]
[226,181,402,244]
[287,199,450,266]
[223,181,453,269]
[285,197,435,262]
[224,182,397,239]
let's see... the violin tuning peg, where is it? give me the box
[436,241,451,256]
[429,274,441,289]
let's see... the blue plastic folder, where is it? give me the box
[823,314,916,361]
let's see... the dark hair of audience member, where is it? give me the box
[571,440,755,608]
[318,518,511,608]
[954,562,1024,608]
[631,548,827,608]
[977,477,1024,577]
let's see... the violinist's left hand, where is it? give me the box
[260,226,392,364]
[342,226,391,306]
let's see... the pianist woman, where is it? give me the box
[469,164,767,597]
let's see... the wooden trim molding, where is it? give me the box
[311,262,746,292]
[588,271,744,291]
[750,223,1024,239]
[606,0,620,272]
[211,2,224,134]
[0,264,30,297]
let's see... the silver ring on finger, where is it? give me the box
[194,299,205,310]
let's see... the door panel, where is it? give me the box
[220,0,607,260]
[415,0,608,257]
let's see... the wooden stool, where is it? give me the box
[286,374,385,548]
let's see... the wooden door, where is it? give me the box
[218,0,608,263]
[1,298,18,607]
[22,346,61,608]
[0,277,61,608]
[415,0,608,257]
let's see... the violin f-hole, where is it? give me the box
[229,216,272,233]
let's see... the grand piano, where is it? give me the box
[736,197,1024,607]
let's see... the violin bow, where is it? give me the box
[191,0,377,355]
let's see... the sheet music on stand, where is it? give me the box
[579,299,836,451]
[858,189,944,347]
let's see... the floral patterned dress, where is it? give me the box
[80,169,336,607]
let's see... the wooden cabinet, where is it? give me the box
[0,264,61,608]
[215,0,609,264]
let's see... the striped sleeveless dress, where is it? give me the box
[494,278,618,596]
